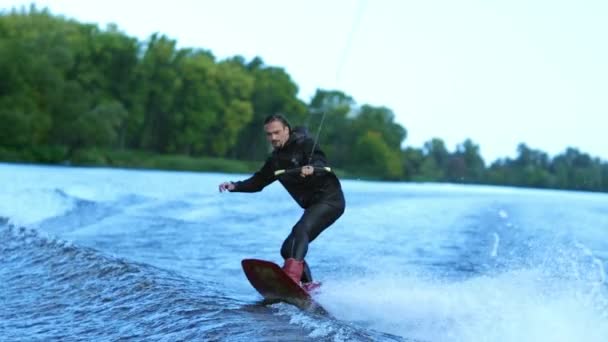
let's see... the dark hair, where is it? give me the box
[263,114,291,132]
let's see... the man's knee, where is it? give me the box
[292,217,316,237]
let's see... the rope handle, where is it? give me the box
[274,167,332,177]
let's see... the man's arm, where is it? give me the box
[224,159,275,193]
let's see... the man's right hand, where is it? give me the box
[219,182,235,192]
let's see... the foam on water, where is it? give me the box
[313,194,608,342]
[317,247,608,342]
[0,188,75,226]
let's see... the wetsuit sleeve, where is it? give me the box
[302,138,328,168]
[231,158,275,192]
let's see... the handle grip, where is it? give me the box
[274,166,332,177]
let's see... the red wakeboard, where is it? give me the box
[241,259,318,310]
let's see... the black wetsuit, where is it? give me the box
[231,128,345,282]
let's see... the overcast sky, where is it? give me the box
[3,0,607,162]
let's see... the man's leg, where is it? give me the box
[281,202,345,282]
[302,260,313,283]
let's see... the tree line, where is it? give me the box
[1,7,607,192]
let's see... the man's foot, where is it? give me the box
[283,258,304,285]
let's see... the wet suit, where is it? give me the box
[230,127,345,282]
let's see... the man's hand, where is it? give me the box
[219,182,235,192]
[300,165,314,178]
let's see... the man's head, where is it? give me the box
[264,114,291,149]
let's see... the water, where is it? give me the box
[1,163,607,341]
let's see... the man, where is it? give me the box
[219,114,345,289]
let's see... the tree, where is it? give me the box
[87,25,139,148]
[307,89,355,168]
[204,59,255,156]
[63,101,127,155]
[352,131,403,180]
[446,139,485,183]
[551,148,602,191]
[0,37,51,147]
[0,7,90,150]
[135,34,180,152]
[169,49,218,155]
[402,146,425,181]
[351,105,406,150]
[419,138,449,180]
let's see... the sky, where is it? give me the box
[2,0,607,163]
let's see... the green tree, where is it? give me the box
[86,25,139,148]
[0,7,88,151]
[169,49,218,155]
[352,131,403,179]
[402,146,425,181]
[135,34,180,152]
[351,105,406,150]
[513,144,553,187]
[307,89,355,168]
[419,138,449,181]
[59,22,138,153]
[204,59,255,156]
[551,148,602,191]
[0,35,51,147]
[63,101,127,154]
[446,139,485,183]
[601,163,608,192]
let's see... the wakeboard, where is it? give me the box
[241,258,322,311]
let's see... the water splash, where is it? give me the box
[318,265,608,342]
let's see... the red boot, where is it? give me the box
[282,258,304,285]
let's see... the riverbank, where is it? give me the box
[0,146,357,178]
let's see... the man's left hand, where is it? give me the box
[300,165,314,177]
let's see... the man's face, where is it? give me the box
[264,120,290,149]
